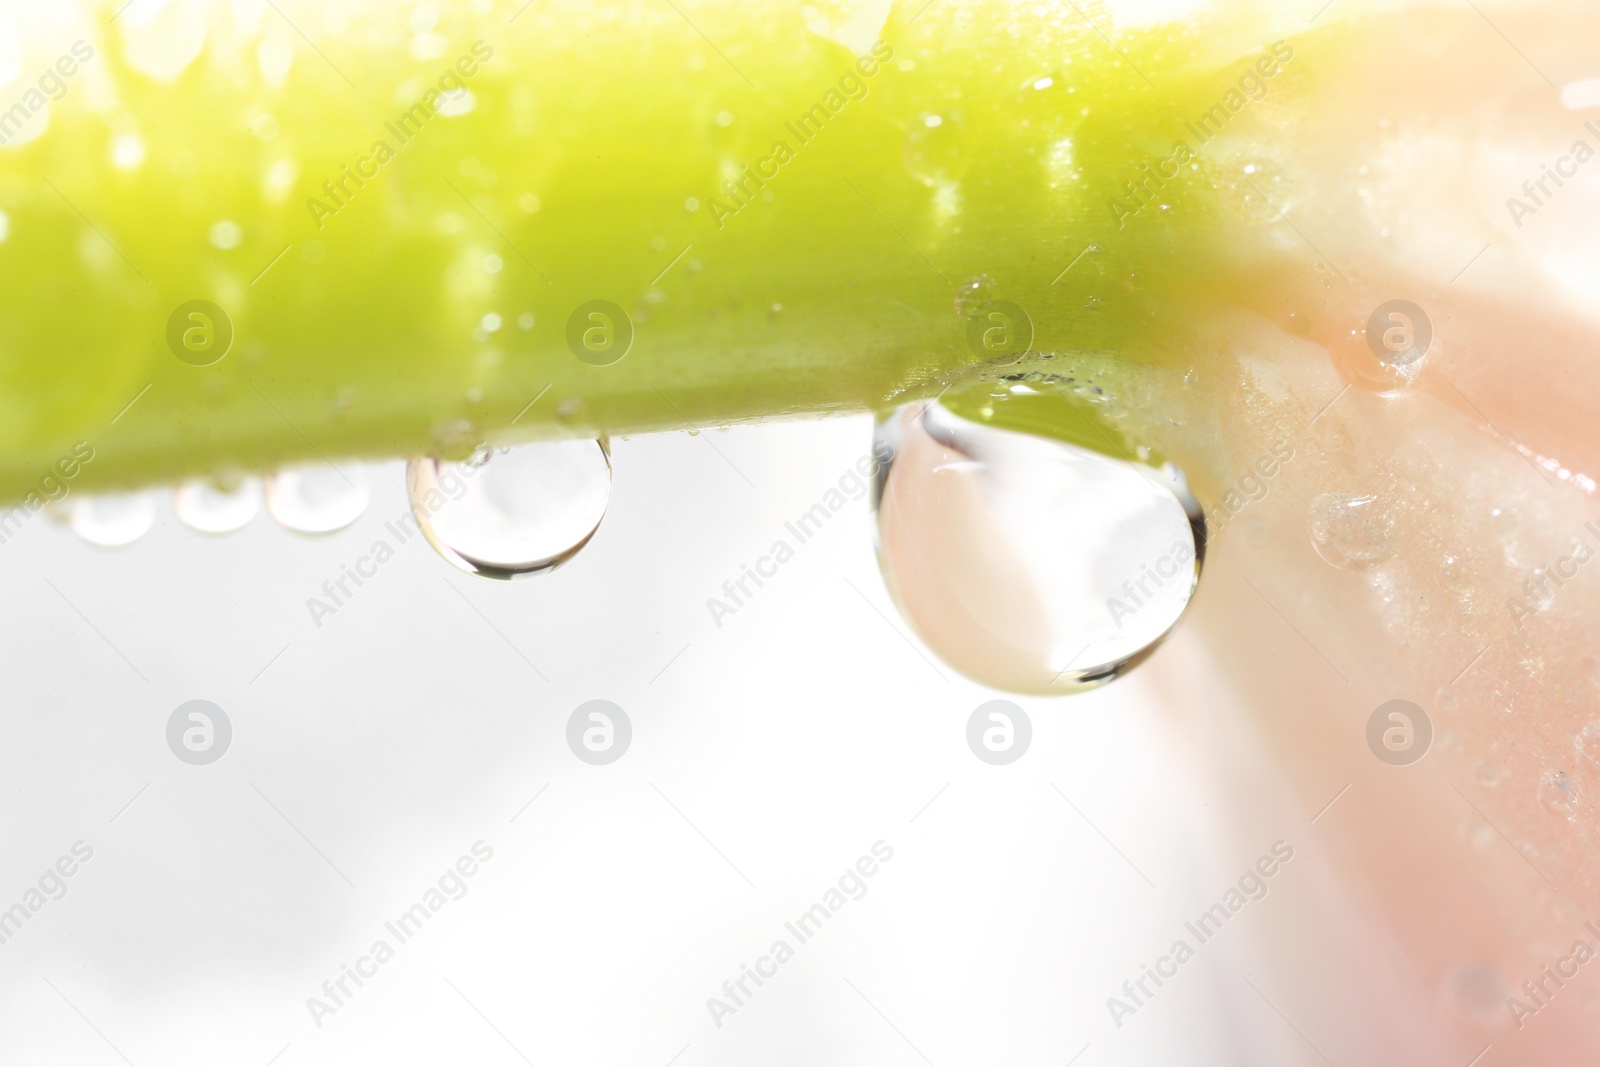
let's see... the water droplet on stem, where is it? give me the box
[267,465,370,535]
[407,439,612,581]
[70,492,157,547]
[872,400,1204,694]
[175,476,262,534]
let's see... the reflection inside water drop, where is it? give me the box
[70,492,157,547]
[407,439,612,581]
[872,400,1204,694]
[266,465,370,535]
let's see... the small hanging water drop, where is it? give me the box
[871,400,1204,694]
[407,439,612,581]
[174,476,262,534]
[266,464,370,535]
[69,492,158,547]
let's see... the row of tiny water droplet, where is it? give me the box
[67,466,373,546]
[60,441,615,583]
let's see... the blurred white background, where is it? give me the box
[0,415,1305,1065]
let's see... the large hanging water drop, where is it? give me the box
[872,399,1204,694]
[406,440,612,581]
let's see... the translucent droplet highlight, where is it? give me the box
[1577,722,1600,774]
[904,111,968,185]
[70,492,157,547]
[1220,156,1293,223]
[407,440,611,581]
[174,476,262,534]
[872,400,1204,694]
[1539,769,1579,816]
[1308,492,1393,569]
[266,464,370,535]
[953,274,996,318]
[1327,315,1424,397]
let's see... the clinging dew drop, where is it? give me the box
[174,476,262,534]
[266,464,370,535]
[406,439,612,581]
[69,491,158,548]
[871,400,1205,694]
[1308,491,1393,569]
